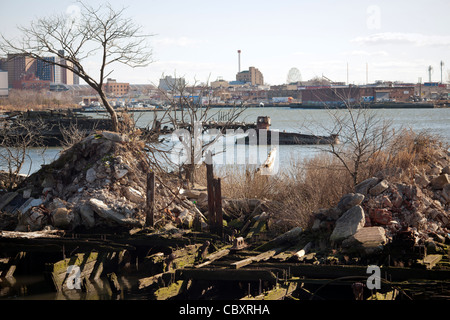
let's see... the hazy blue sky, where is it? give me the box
[2,0,450,85]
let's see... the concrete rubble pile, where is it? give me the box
[0,131,206,232]
[311,147,450,256]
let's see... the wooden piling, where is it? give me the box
[213,178,223,237]
[146,171,155,227]
[206,151,216,233]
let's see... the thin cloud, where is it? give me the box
[346,50,389,57]
[154,36,202,47]
[351,32,450,47]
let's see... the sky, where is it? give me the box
[1,0,450,86]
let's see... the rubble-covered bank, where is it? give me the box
[311,148,450,263]
[0,129,449,300]
[0,131,205,233]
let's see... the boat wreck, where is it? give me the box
[236,116,339,145]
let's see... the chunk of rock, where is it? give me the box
[415,174,430,188]
[79,203,95,229]
[330,205,366,242]
[86,168,97,183]
[369,208,392,225]
[51,207,73,229]
[114,169,129,180]
[369,180,389,196]
[342,226,387,254]
[124,186,143,204]
[442,184,450,204]
[337,193,365,212]
[355,177,379,195]
[89,198,141,227]
[430,174,450,190]
[101,131,129,143]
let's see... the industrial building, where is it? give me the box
[236,66,264,86]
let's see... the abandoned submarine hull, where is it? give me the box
[236,129,339,145]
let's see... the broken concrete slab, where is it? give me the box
[17,197,43,215]
[330,205,365,243]
[355,177,379,195]
[342,226,387,254]
[89,198,142,227]
[369,180,389,196]
[337,193,365,212]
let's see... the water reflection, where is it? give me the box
[0,274,143,300]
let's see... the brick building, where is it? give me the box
[103,78,130,96]
[236,66,264,86]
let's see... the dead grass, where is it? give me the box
[0,89,77,111]
[200,129,447,233]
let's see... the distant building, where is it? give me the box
[158,75,186,92]
[0,69,8,96]
[211,78,229,89]
[236,66,264,86]
[7,54,36,89]
[36,57,55,82]
[55,50,79,85]
[104,78,130,96]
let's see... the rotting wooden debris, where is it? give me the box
[231,247,287,269]
[241,282,298,300]
[195,246,231,268]
[44,252,100,291]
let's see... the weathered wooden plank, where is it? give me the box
[231,247,286,269]
[417,254,442,270]
[254,262,450,282]
[45,252,99,291]
[138,271,175,290]
[0,252,26,278]
[178,268,278,283]
[195,247,231,268]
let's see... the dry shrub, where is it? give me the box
[189,129,447,233]
[364,128,447,183]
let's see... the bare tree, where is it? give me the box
[0,1,153,132]
[158,75,247,186]
[325,90,394,185]
[0,118,47,191]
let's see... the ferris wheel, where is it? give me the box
[287,67,302,84]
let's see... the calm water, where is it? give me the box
[8,107,450,175]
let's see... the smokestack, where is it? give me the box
[237,50,241,73]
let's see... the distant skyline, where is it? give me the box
[1,0,450,86]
